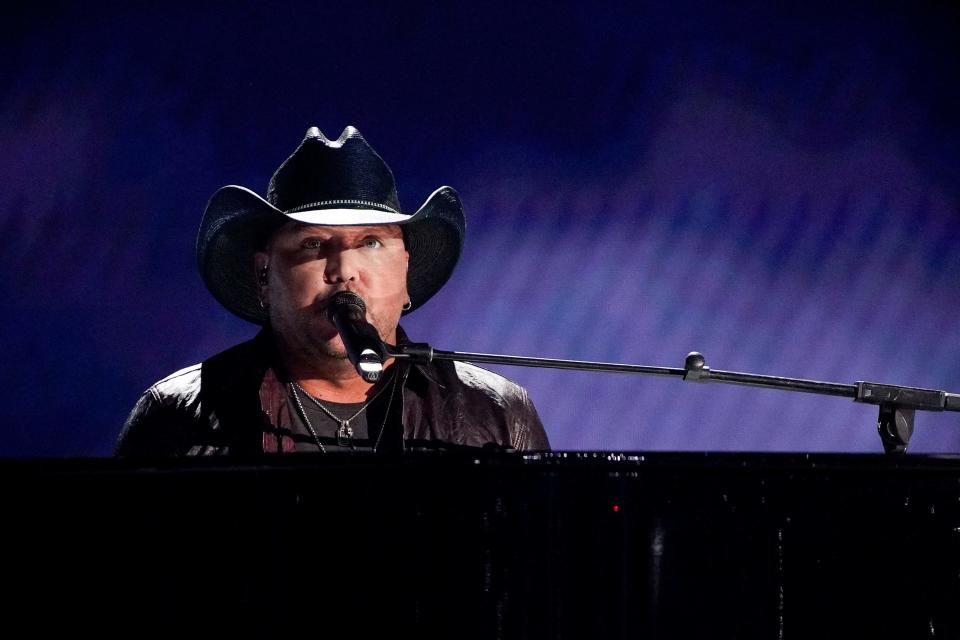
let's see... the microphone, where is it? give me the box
[325,291,387,383]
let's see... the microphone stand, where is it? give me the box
[384,343,960,454]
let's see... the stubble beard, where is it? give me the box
[316,341,350,360]
[296,309,394,365]
[272,301,399,377]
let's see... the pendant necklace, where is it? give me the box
[289,367,397,451]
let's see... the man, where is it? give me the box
[117,126,549,455]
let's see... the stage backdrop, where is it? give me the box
[2,1,958,455]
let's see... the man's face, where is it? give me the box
[256,222,409,361]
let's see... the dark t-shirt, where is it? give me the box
[286,370,398,452]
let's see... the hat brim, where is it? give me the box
[197,185,465,325]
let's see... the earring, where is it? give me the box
[257,265,269,310]
[402,300,412,311]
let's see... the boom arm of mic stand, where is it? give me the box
[384,343,960,454]
[385,343,687,378]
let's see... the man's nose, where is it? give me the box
[323,248,360,283]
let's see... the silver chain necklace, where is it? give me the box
[288,368,397,451]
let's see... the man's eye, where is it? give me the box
[362,237,382,249]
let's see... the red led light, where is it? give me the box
[612,504,620,513]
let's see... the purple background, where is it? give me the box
[2,1,959,456]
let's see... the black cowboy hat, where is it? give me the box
[197,126,465,324]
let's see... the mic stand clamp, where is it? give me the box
[853,382,948,454]
[875,405,914,455]
[392,343,435,363]
[683,352,710,382]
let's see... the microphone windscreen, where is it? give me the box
[326,291,366,322]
